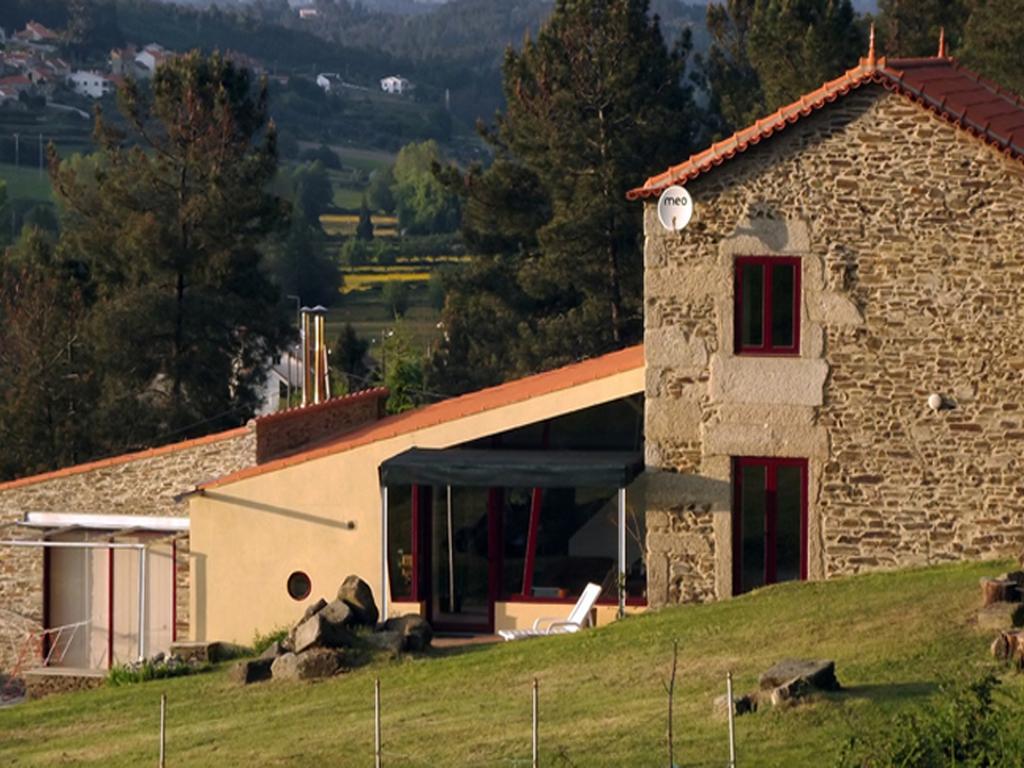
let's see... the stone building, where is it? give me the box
[0,389,386,676]
[629,47,1024,605]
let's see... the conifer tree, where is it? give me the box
[431,0,698,392]
[50,52,291,443]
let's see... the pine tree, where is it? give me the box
[431,0,698,393]
[876,0,970,58]
[961,0,1024,97]
[356,198,375,241]
[50,52,292,444]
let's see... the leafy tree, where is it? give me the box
[961,0,1024,97]
[356,198,374,241]
[266,216,340,308]
[292,161,334,226]
[63,0,123,63]
[431,0,698,392]
[377,323,424,414]
[382,280,410,319]
[393,140,459,235]
[367,166,396,214]
[330,323,370,394]
[299,144,342,170]
[0,230,95,480]
[22,204,59,237]
[49,51,292,442]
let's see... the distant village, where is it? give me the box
[0,20,413,109]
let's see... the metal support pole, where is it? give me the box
[381,486,389,623]
[374,677,382,768]
[532,678,539,768]
[617,487,627,619]
[138,547,147,661]
[726,671,737,768]
[159,693,166,768]
[446,485,455,613]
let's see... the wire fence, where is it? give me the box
[151,667,743,768]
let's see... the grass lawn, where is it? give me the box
[1,560,1018,767]
[0,163,53,203]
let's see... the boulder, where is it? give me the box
[765,677,812,708]
[302,598,328,621]
[384,614,433,652]
[230,658,273,685]
[272,648,343,681]
[338,576,379,626]
[363,630,404,657]
[271,652,299,680]
[258,641,287,661]
[713,692,757,718]
[759,659,840,692]
[294,612,354,652]
[319,600,354,627]
[977,601,1024,631]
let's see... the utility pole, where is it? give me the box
[13,132,19,167]
[38,133,43,177]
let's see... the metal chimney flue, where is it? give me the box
[300,306,330,406]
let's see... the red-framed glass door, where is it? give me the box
[425,486,501,633]
[732,457,807,596]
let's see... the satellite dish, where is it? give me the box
[657,185,693,231]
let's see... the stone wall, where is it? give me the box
[254,388,387,464]
[644,84,1024,605]
[0,428,256,674]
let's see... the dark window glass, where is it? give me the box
[287,571,311,601]
[387,485,414,600]
[430,486,490,626]
[501,488,533,597]
[739,465,767,593]
[776,465,803,583]
[740,263,764,347]
[771,263,796,348]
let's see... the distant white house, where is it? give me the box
[316,72,342,93]
[380,75,411,95]
[69,71,114,99]
[134,44,173,79]
[299,8,319,19]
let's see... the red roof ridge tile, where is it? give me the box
[629,55,1024,200]
[0,426,252,493]
[199,345,645,490]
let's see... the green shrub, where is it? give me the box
[107,659,211,687]
[252,626,289,656]
[836,673,1024,767]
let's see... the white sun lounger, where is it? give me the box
[498,582,603,641]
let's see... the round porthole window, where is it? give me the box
[287,571,312,601]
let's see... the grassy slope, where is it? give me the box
[0,163,53,203]
[1,560,1019,767]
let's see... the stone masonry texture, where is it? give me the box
[644,84,1024,605]
[0,429,255,674]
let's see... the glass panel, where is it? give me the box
[531,487,619,600]
[431,486,490,628]
[771,263,796,348]
[625,504,647,601]
[501,487,532,597]
[739,263,764,347]
[739,464,766,593]
[387,485,414,600]
[775,465,803,583]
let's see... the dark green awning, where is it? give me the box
[379,448,644,489]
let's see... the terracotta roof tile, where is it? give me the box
[200,345,645,489]
[628,55,1024,200]
[0,427,251,493]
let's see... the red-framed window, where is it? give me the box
[732,457,807,596]
[734,256,801,355]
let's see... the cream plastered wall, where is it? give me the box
[644,84,1024,605]
[189,367,643,644]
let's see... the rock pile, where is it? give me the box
[983,571,1024,669]
[714,659,840,717]
[231,575,433,685]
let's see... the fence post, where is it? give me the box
[532,678,539,768]
[726,672,737,768]
[158,693,166,768]
[374,677,382,768]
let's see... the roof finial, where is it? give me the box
[937,26,947,58]
[867,23,877,66]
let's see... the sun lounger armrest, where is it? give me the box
[532,617,563,631]
[545,621,581,634]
